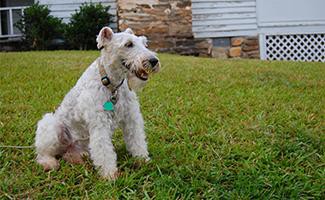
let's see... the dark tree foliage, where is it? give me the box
[65,3,113,50]
[15,2,65,50]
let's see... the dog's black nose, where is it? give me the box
[149,57,158,67]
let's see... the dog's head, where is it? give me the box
[96,27,160,90]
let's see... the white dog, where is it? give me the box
[35,27,160,180]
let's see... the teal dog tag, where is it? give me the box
[103,101,114,111]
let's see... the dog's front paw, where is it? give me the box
[135,155,150,163]
[132,156,151,170]
[144,156,151,162]
[138,155,150,162]
[100,168,121,181]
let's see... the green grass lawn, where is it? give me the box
[0,51,324,199]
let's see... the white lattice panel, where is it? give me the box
[263,34,325,62]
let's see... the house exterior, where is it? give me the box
[37,0,116,27]
[1,0,324,62]
[0,0,116,40]
[191,0,325,61]
[0,0,34,39]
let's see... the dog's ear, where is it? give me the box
[124,28,134,35]
[140,36,148,47]
[96,27,114,49]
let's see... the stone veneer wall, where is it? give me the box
[117,0,259,59]
[230,36,260,59]
[212,36,260,59]
[117,0,212,56]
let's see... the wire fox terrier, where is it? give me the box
[35,27,160,180]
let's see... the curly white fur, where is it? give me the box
[35,27,160,180]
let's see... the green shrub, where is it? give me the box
[15,2,65,50]
[65,3,113,50]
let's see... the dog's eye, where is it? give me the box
[125,41,134,48]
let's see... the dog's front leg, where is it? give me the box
[89,125,119,180]
[121,99,150,161]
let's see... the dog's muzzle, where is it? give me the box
[123,57,160,81]
[139,57,160,80]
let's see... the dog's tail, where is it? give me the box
[35,113,71,157]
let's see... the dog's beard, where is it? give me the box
[127,72,147,91]
[123,58,159,91]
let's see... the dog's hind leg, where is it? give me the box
[35,113,71,171]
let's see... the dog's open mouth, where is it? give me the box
[135,68,149,81]
[122,59,158,81]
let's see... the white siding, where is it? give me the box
[256,0,325,62]
[256,0,325,35]
[192,0,258,38]
[257,0,325,27]
[38,0,116,29]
